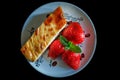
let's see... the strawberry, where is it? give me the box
[48,39,65,59]
[62,22,85,44]
[62,50,81,70]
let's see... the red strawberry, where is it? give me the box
[62,50,81,70]
[62,22,85,44]
[48,39,65,59]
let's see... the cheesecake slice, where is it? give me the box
[20,6,67,62]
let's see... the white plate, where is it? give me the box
[21,2,97,78]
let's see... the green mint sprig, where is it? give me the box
[59,35,82,53]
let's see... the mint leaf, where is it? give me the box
[59,35,82,53]
[59,35,69,46]
[68,42,82,53]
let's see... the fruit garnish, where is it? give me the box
[62,50,81,70]
[48,39,65,59]
[59,35,82,53]
[62,22,85,44]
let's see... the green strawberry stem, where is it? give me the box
[59,35,82,53]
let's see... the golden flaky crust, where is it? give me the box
[20,6,66,62]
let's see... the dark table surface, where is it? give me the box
[5,0,99,80]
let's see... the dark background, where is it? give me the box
[3,0,100,80]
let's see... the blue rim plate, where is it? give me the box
[21,2,97,78]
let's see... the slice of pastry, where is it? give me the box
[20,6,67,62]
